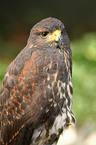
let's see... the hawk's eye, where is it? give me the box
[41,31,49,37]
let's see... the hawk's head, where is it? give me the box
[27,17,70,50]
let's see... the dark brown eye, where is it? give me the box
[41,31,49,37]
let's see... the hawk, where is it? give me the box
[0,17,76,145]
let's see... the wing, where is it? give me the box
[0,46,75,145]
[0,47,52,145]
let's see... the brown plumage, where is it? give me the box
[0,17,76,145]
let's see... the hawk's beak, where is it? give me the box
[47,30,61,42]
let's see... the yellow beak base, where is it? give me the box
[47,30,61,42]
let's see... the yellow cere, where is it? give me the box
[47,30,61,41]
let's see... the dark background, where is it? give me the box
[0,0,96,45]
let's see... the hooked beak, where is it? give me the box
[47,30,62,42]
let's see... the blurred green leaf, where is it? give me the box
[71,33,96,127]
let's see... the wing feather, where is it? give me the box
[0,48,50,145]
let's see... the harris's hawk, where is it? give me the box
[0,17,76,145]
